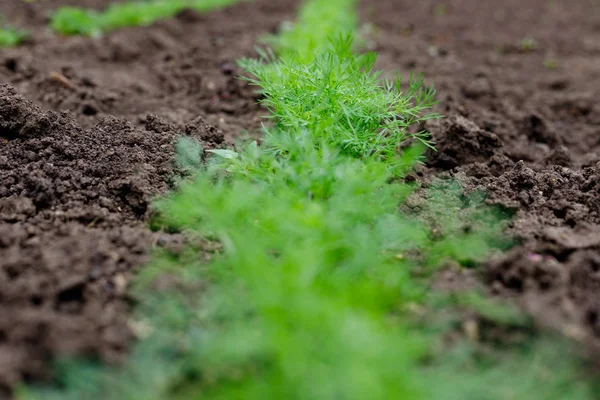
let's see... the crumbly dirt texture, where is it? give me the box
[0,0,599,397]
[363,0,600,345]
[0,0,298,397]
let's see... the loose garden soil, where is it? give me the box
[362,0,600,348]
[0,0,599,397]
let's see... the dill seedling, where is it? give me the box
[0,17,27,47]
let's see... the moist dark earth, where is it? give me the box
[365,0,600,347]
[0,0,599,397]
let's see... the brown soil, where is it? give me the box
[363,0,600,346]
[1,0,599,397]
[0,0,298,397]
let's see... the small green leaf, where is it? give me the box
[207,149,239,160]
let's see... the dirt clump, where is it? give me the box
[0,82,213,395]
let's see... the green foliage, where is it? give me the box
[518,36,538,52]
[0,17,27,47]
[544,57,559,69]
[403,178,513,267]
[51,0,244,36]
[425,334,598,400]
[125,29,442,398]
[239,41,438,162]
[50,7,102,36]
[266,0,357,61]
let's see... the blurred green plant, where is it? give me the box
[544,57,559,69]
[0,16,27,47]
[518,36,538,52]
[51,0,244,36]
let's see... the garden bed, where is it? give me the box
[0,0,599,398]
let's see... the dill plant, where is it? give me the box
[136,3,443,392]
[238,38,437,164]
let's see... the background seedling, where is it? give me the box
[0,16,27,47]
[51,0,245,36]
[433,3,448,16]
[518,36,538,52]
[544,57,558,69]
